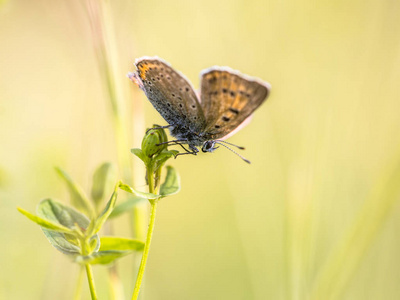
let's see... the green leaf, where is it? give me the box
[131,148,149,164]
[99,237,144,251]
[18,207,73,233]
[160,166,180,197]
[36,199,100,255]
[153,150,179,171]
[109,196,146,219]
[89,184,119,235]
[89,235,100,252]
[119,183,159,200]
[55,167,94,217]
[37,199,91,230]
[91,162,116,208]
[75,250,131,265]
[43,231,82,255]
[157,150,179,161]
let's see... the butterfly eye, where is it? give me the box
[202,141,217,153]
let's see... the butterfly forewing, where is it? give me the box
[134,57,206,132]
[200,68,270,140]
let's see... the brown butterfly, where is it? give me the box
[128,56,270,163]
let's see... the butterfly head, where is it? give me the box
[201,140,219,153]
[201,140,251,164]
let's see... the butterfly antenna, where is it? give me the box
[217,140,246,150]
[214,141,251,164]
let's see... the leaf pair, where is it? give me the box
[76,237,144,265]
[18,196,144,265]
[55,163,116,216]
[18,199,98,255]
[119,166,180,200]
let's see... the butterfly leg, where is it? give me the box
[174,144,199,158]
[156,139,187,146]
[156,139,198,157]
[174,151,198,158]
[157,139,197,154]
[155,139,199,157]
[146,125,172,134]
[175,143,195,154]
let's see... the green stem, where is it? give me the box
[131,200,158,300]
[82,238,98,300]
[85,264,98,300]
[148,166,155,193]
[131,166,159,300]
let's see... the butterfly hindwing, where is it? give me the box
[200,68,270,140]
[134,57,206,133]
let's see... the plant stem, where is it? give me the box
[131,166,159,300]
[85,264,98,300]
[132,200,158,300]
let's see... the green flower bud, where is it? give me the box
[158,126,169,145]
[141,127,168,158]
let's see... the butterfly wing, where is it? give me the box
[199,67,270,140]
[132,57,206,133]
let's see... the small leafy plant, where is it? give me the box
[18,126,180,300]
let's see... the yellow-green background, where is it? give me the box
[2,0,400,299]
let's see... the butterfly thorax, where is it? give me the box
[169,124,218,153]
[169,124,205,147]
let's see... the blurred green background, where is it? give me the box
[2,0,400,299]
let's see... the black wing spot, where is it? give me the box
[149,67,152,70]
[167,103,171,107]
[222,116,230,122]
[208,76,217,84]
[229,107,239,114]
[230,91,236,97]
[191,105,196,108]
[152,78,155,81]
[177,96,182,100]
[148,81,152,85]
[167,76,171,80]
[171,93,175,97]
[156,77,160,80]
[246,93,251,98]
[239,90,245,95]
[149,88,152,92]
[160,74,164,77]
[179,104,183,108]
[194,117,197,120]
[215,125,221,129]
[185,87,189,92]
[222,88,228,93]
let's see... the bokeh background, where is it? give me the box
[2,0,400,299]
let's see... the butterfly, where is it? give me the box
[128,56,271,163]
